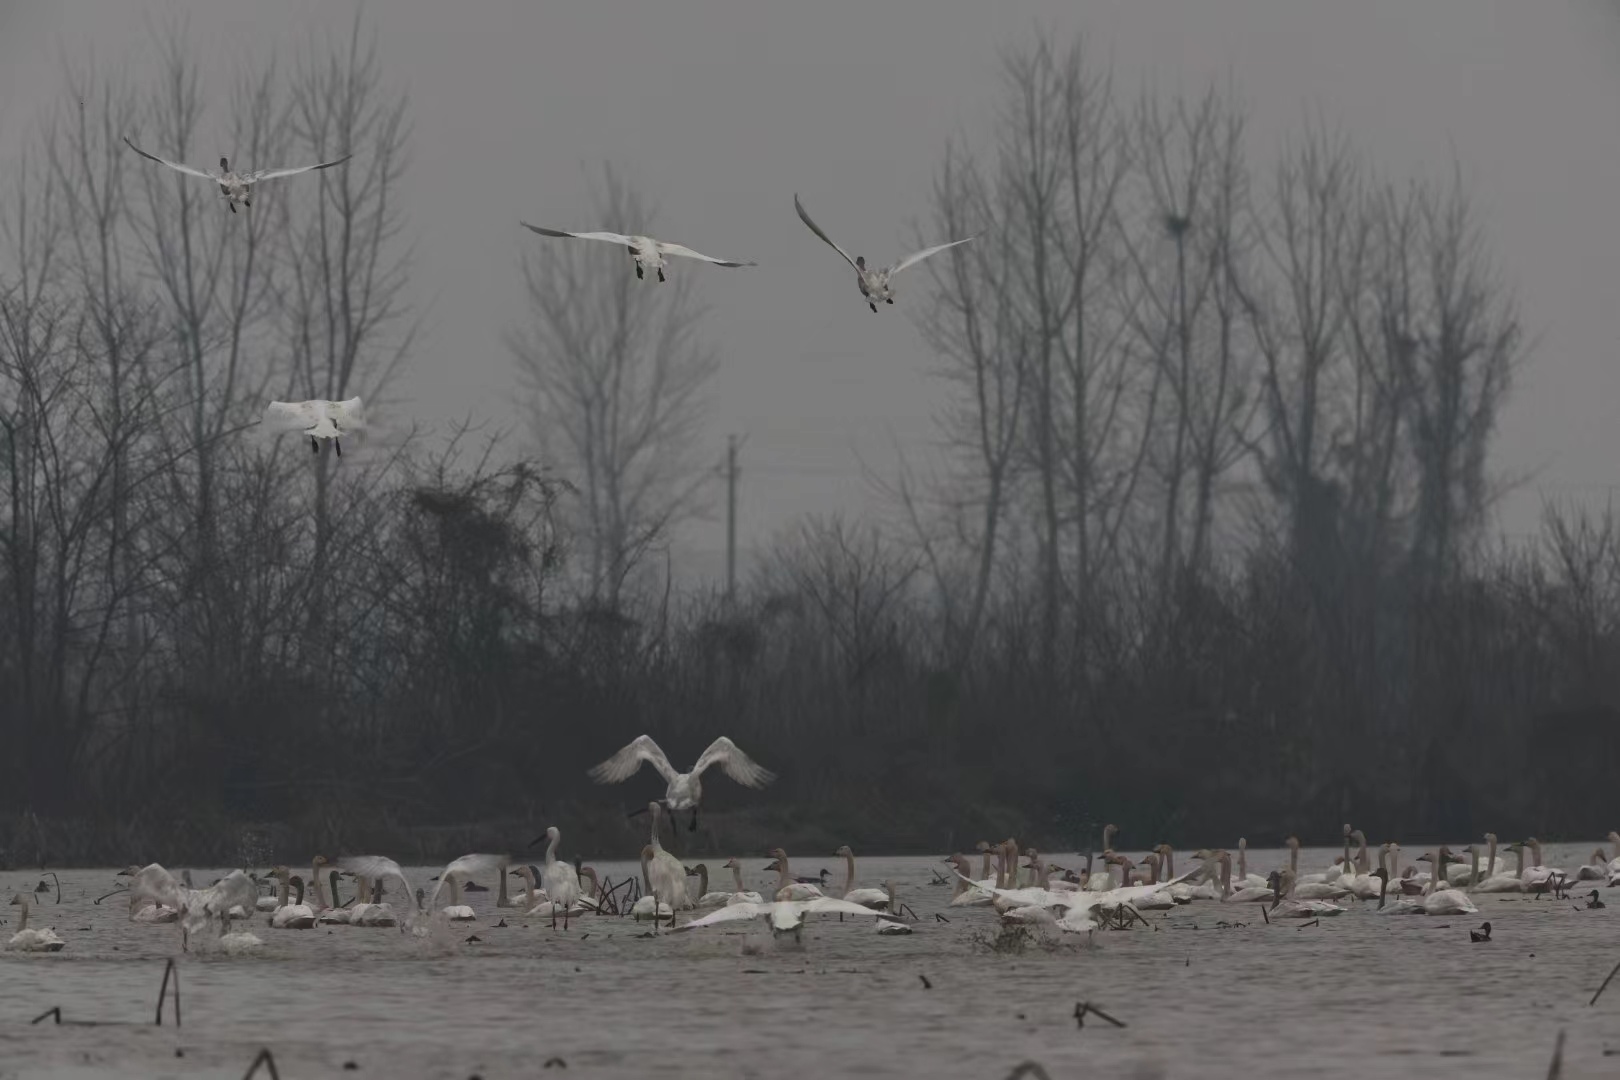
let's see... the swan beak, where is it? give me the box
[625,807,650,820]
[526,835,547,848]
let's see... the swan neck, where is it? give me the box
[732,862,745,893]
[448,876,461,907]
[278,876,290,908]
[311,866,329,908]
[842,852,856,893]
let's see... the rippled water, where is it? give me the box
[0,843,1616,1078]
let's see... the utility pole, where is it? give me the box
[724,433,745,607]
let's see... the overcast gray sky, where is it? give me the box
[3,0,1619,584]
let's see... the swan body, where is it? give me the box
[793,192,975,312]
[261,397,365,457]
[591,735,775,832]
[7,896,64,951]
[534,827,581,913]
[267,870,317,929]
[520,223,756,282]
[835,846,891,908]
[122,135,352,212]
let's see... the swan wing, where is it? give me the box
[588,734,679,785]
[655,241,757,268]
[327,396,366,429]
[122,137,216,181]
[799,897,887,918]
[793,193,860,273]
[203,870,259,917]
[520,224,637,248]
[690,736,775,788]
[248,153,353,183]
[262,400,323,433]
[128,864,184,911]
[335,855,415,909]
[430,853,509,910]
[671,902,769,930]
[888,235,976,276]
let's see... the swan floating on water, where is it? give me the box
[7,895,64,952]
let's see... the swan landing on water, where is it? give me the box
[588,734,775,832]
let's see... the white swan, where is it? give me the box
[520,223,755,283]
[1228,838,1268,891]
[834,846,891,908]
[944,854,994,907]
[589,734,775,833]
[123,135,351,213]
[1266,871,1348,917]
[429,853,508,922]
[266,868,317,929]
[335,856,416,925]
[261,397,365,457]
[639,802,693,913]
[7,895,64,951]
[673,895,893,943]
[533,826,582,919]
[793,192,975,312]
[1474,841,1527,893]
[716,854,764,906]
[631,895,674,922]
[1410,849,1480,915]
[765,849,824,902]
[1447,833,1502,884]
[118,864,183,922]
[1520,838,1569,893]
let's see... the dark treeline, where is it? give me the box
[2,25,1615,868]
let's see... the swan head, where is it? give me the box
[1238,837,1247,850]
[8,893,28,908]
[975,840,991,853]
[855,255,866,270]
[1191,848,1213,861]
[312,855,329,870]
[1285,836,1300,850]
[723,857,741,870]
[219,157,229,171]
[269,865,291,881]
[1342,824,1352,837]
[835,845,853,857]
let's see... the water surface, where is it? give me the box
[0,844,1614,1078]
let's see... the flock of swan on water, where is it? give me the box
[116,132,975,457]
[10,732,1615,955]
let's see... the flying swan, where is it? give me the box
[588,734,776,831]
[261,397,365,457]
[793,192,975,312]
[122,136,352,213]
[519,222,756,282]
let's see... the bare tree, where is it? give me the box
[280,14,417,621]
[507,164,718,612]
[1402,166,1519,587]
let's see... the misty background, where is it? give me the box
[2,0,1619,865]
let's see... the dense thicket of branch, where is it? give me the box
[0,28,1605,868]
